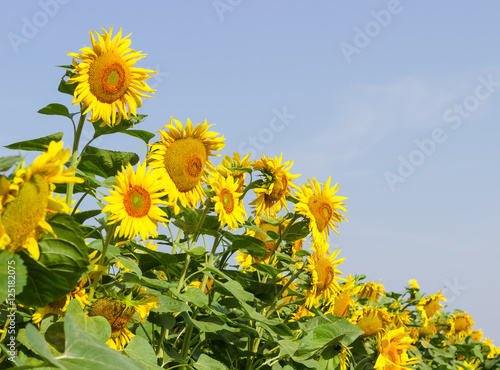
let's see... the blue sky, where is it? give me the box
[1,1,499,341]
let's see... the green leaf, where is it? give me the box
[78,146,139,178]
[123,335,158,367]
[283,221,310,242]
[52,314,162,369]
[230,235,267,258]
[0,252,27,301]
[170,287,209,308]
[17,213,89,307]
[92,114,147,140]
[66,299,111,343]
[0,156,22,172]
[24,323,57,364]
[194,354,229,370]
[121,129,156,144]
[251,262,281,279]
[115,255,142,278]
[38,103,72,118]
[153,295,191,313]
[73,209,102,224]
[5,132,63,151]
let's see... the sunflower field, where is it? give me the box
[1,27,500,370]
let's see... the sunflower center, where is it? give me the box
[308,195,333,232]
[220,189,234,214]
[454,317,468,332]
[315,255,335,292]
[88,53,131,103]
[164,138,207,192]
[1,174,49,252]
[124,186,151,218]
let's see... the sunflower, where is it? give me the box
[304,244,345,308]
[215,152,252,193]
[148,117,225,214]
[102,161,169,240]
[294,177,347,242]
[250,154,300,217]
[374,327,420,369]
[408,279,419,290]
[209,172,247,230]
[357,280,386,301]
[457,360,478,370]
[67,26,156,127]
[88,287,159,350]
[0,141,83,259]
[326,274,359,318]
[32,278,89,324]
[446,311,474,340]
[350,307,392,337]
[416,290,446,325]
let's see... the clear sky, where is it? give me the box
[1,1,499,341]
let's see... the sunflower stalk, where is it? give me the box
[88,223,116,302]
[66,112,86,207]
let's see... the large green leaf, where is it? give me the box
[194,354,229,370]
[78,146,139,178]
[38,103,72,119]
[91,114,147,140]
[121,129,156,144]
[5,132,63,151]
[17,213,90,307]
[66,299,111,344]
[122,335,158,368]
[0,252,27,301]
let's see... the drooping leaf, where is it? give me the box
[5,132,63,152]
[78,146,139,178]
[38,103,72,119]
[121,129,156,144]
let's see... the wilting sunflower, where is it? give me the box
[374,327,420,369]
[68,26,156,127]
[357,280,386,301]
[0,141,83,259]
[294,177,347,242]
[209,172,247,230]
[250,154,300,217]
[446,311,475,340]
[148,117,225,214]
[416,290,446,325]
[305,244,345,308]
[350,307,392,337]
[102,161,169,240]
[88,286,159,350]
[215,152,252,193]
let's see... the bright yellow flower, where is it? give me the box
[148,117,225,214]
[357,280,385,301]
[470,329,483,341]
[446,311,474,340]
[102,161,169,240]
[350,307,392,337]
[292,305,315,321]
[294,177,347,242]
[305,243,345,308]
[68,26,156,127]
[483,338,500,359]
[250,154,300,217]
[374,327,420,369]
[408,279,419,290]
[0,141,82,259]
[215,152,252,193]
[457,360,478,370]
[416,291,446,325]
[326,274,358,318]
[209,172,247,230]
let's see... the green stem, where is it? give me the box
[88,223,116,301]
[66,112,86,207]
[155,326,167,357]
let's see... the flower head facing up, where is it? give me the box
[209,172,247,230]
[375,327,420,369]
[68,26,157,127]
[102,161,169,240]
[294,177,347,242]
[148,117,225,214]
[250,154,300,217]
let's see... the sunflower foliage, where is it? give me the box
[0,27,499,370]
